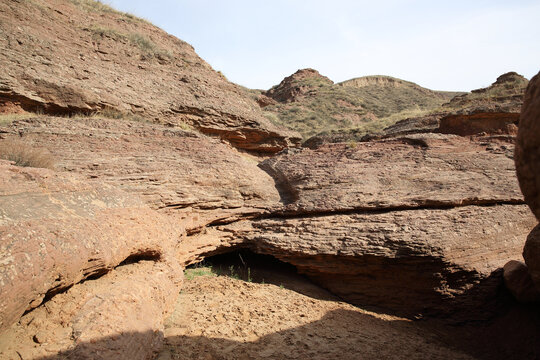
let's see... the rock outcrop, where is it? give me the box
[0,160,184,334]
[0,0,299,152]
[265,69,334,103]
[235,134,535,317]
[1,116,281,229]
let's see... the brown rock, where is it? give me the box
[187,133,537,317]
[265,69,333,103]
[523,224,540,290]
[437,72,527,136]
[220,205,534,317]
[516,71,540,219]
[439,112,519,136]
[261,134,523,214]
[503,260,540,303]
[2,116,281,229]
[0,0,299,152]
[0,160,184,333]
[0,261,181,360]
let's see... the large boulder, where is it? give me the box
[503,260,540,303]
[516,71,540,220]
[515,70,540,291]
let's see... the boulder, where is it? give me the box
[515,71,540,219]
[503,260,540,303]
[523,224,540,290]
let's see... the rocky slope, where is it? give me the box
[0,0,299,152]
[306,72,528,147]
[0,0,539,359]
[262,68,461,138]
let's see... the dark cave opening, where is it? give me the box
[185,249,339,301]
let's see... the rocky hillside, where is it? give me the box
[1,1,539,359]
[260,68,461,138]
[305,71,529,147]
[0,0,299,152]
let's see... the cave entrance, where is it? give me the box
[185,249,337,301]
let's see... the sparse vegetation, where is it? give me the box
[264,74,461,139]
[0,113,38,126]
[84,24,173,60]
[69,0,148,23]
[184,266,217,281]
[0,139,55,169]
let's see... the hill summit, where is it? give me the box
[261,69,461,138]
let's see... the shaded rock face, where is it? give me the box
[0,0,299,152]
[515,71,540,293]
[503,260,540,303]
[516,72,540,220]
[0,160,184,335]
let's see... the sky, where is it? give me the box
[108,0,540,92]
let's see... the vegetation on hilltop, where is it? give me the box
[262,70,461,139]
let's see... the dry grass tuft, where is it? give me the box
[0,139,55,169]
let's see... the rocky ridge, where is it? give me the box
[262,68,460,138]
[0,0,299,153]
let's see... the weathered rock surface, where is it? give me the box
[516,71,540,220]
[216,205,534,317]
[262,134,523,214]
[0,0,299,152]
[1,116,281,229]
[179,133,537,317]
[503,260,540,303]
[0,261,180,360]
[0,160,184,334]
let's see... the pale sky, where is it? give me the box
[108,0,540,92]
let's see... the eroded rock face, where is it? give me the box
[2,116,281,229]
[0,160,184,334]
[0,261,181,360]
[229,133,537,317]
[0,0,299,152]
[261,134,523,214]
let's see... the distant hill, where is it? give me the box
[303,71,529,147]
[261,69,462,138]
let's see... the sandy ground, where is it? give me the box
[158,263,474,360]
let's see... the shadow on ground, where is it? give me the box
[32,304,540,360]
